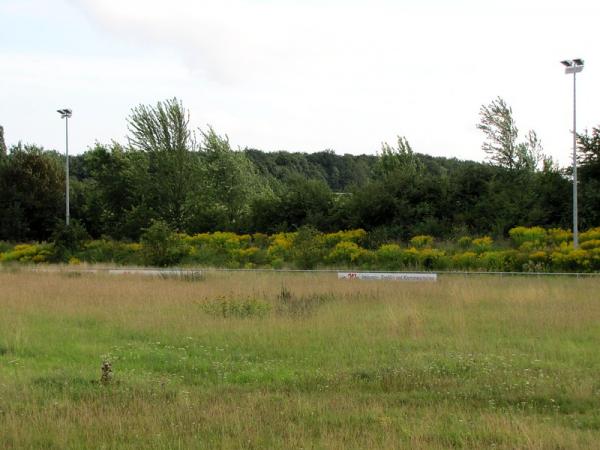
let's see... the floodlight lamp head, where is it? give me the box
[57,108,72,118]
[573,58,584,66]
[561,60,572,67]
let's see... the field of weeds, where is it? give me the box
[1,270,600,449]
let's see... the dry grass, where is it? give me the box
[1,270,600,448]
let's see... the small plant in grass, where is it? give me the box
[276,285,332,317]
[100,360,113,385]
[201,297,271,318]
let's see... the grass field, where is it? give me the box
[1,270,600,449]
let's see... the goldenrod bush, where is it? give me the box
[3,225,600,272]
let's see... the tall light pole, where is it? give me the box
[57,108,72,226]
[561,59,584,249]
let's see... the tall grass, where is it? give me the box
[1,271,600,448]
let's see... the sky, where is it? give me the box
[1,0,599,166]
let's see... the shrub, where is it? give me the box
[410,235,434,249]
[451,252,478,270]
[477,251,507,271]
[322,229,367,247]
[472,236,493,253]
[581,239,600,250]
[1,243,52,263]
[140,220,184,267]
[580,227,600,243]
[551,249,591,272]
[546,228,571,245]
[51,220,90,261]
[416,248,447,269]
[457,236,472,249]
[290,226,324,269]
[79,239,143,265]
[326,241,367,266]
[376,244,404,269]
[267,233,293,261]
[509,226,546,247]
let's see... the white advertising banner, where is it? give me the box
[338,272,437,281]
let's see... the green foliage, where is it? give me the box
[326,241,367,266]
[0,144,64,241]
[0,243,53,263]
[140,220,183,267]
[509,226,547,247]
[472,236,493,253]
[290,226,324,269]
[457,236,472,249]
[4,225,600,272]
[477,97,547,171]
[410,235,434,249]
[377,136,422,177]
[580,227,600,243]
[52,219,90,253]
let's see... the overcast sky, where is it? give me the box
[1,0,598,165]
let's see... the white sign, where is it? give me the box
[338,272,437,281]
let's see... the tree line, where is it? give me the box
[0,98,598,244]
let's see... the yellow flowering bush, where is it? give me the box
[376,244,403,268]
[551,249,590,271]
[1,244,51,263]
[546,228,571,245]
[410,235,434,249]
[509,226,547,247]
[322,229,367,247]
[452,251,478,270]
[472,236,493,253]
[326,241,367,266]
[581,239,600,250]
[416,248,447,269]
[580,227,600,243]
[478,251,512,271]
[267,233,294,260]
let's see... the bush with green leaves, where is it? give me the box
[51,220,90,262]
[291,226,325,269]
[140,220,184,267]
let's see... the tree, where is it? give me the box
[578,126,600,170]
[577,126,600,228]
[376,136,421,177]
[127,98,198,231]
[477,97,520,169]
[477,97,547,171]
[77,143,150,239]
[0,126,6,156]
[189,127,270,232]
[0,144,64,241]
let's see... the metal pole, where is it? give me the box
[65,115,70,226]
[572,71,578,248]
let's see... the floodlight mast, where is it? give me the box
[561,59,584,248]
[57,108,72,225]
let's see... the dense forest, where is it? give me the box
[0,98,599,245]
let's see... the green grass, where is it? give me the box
[1,271,600,448]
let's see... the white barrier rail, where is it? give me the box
[5,266,600,278]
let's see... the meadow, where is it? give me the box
[1,270,600,449]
